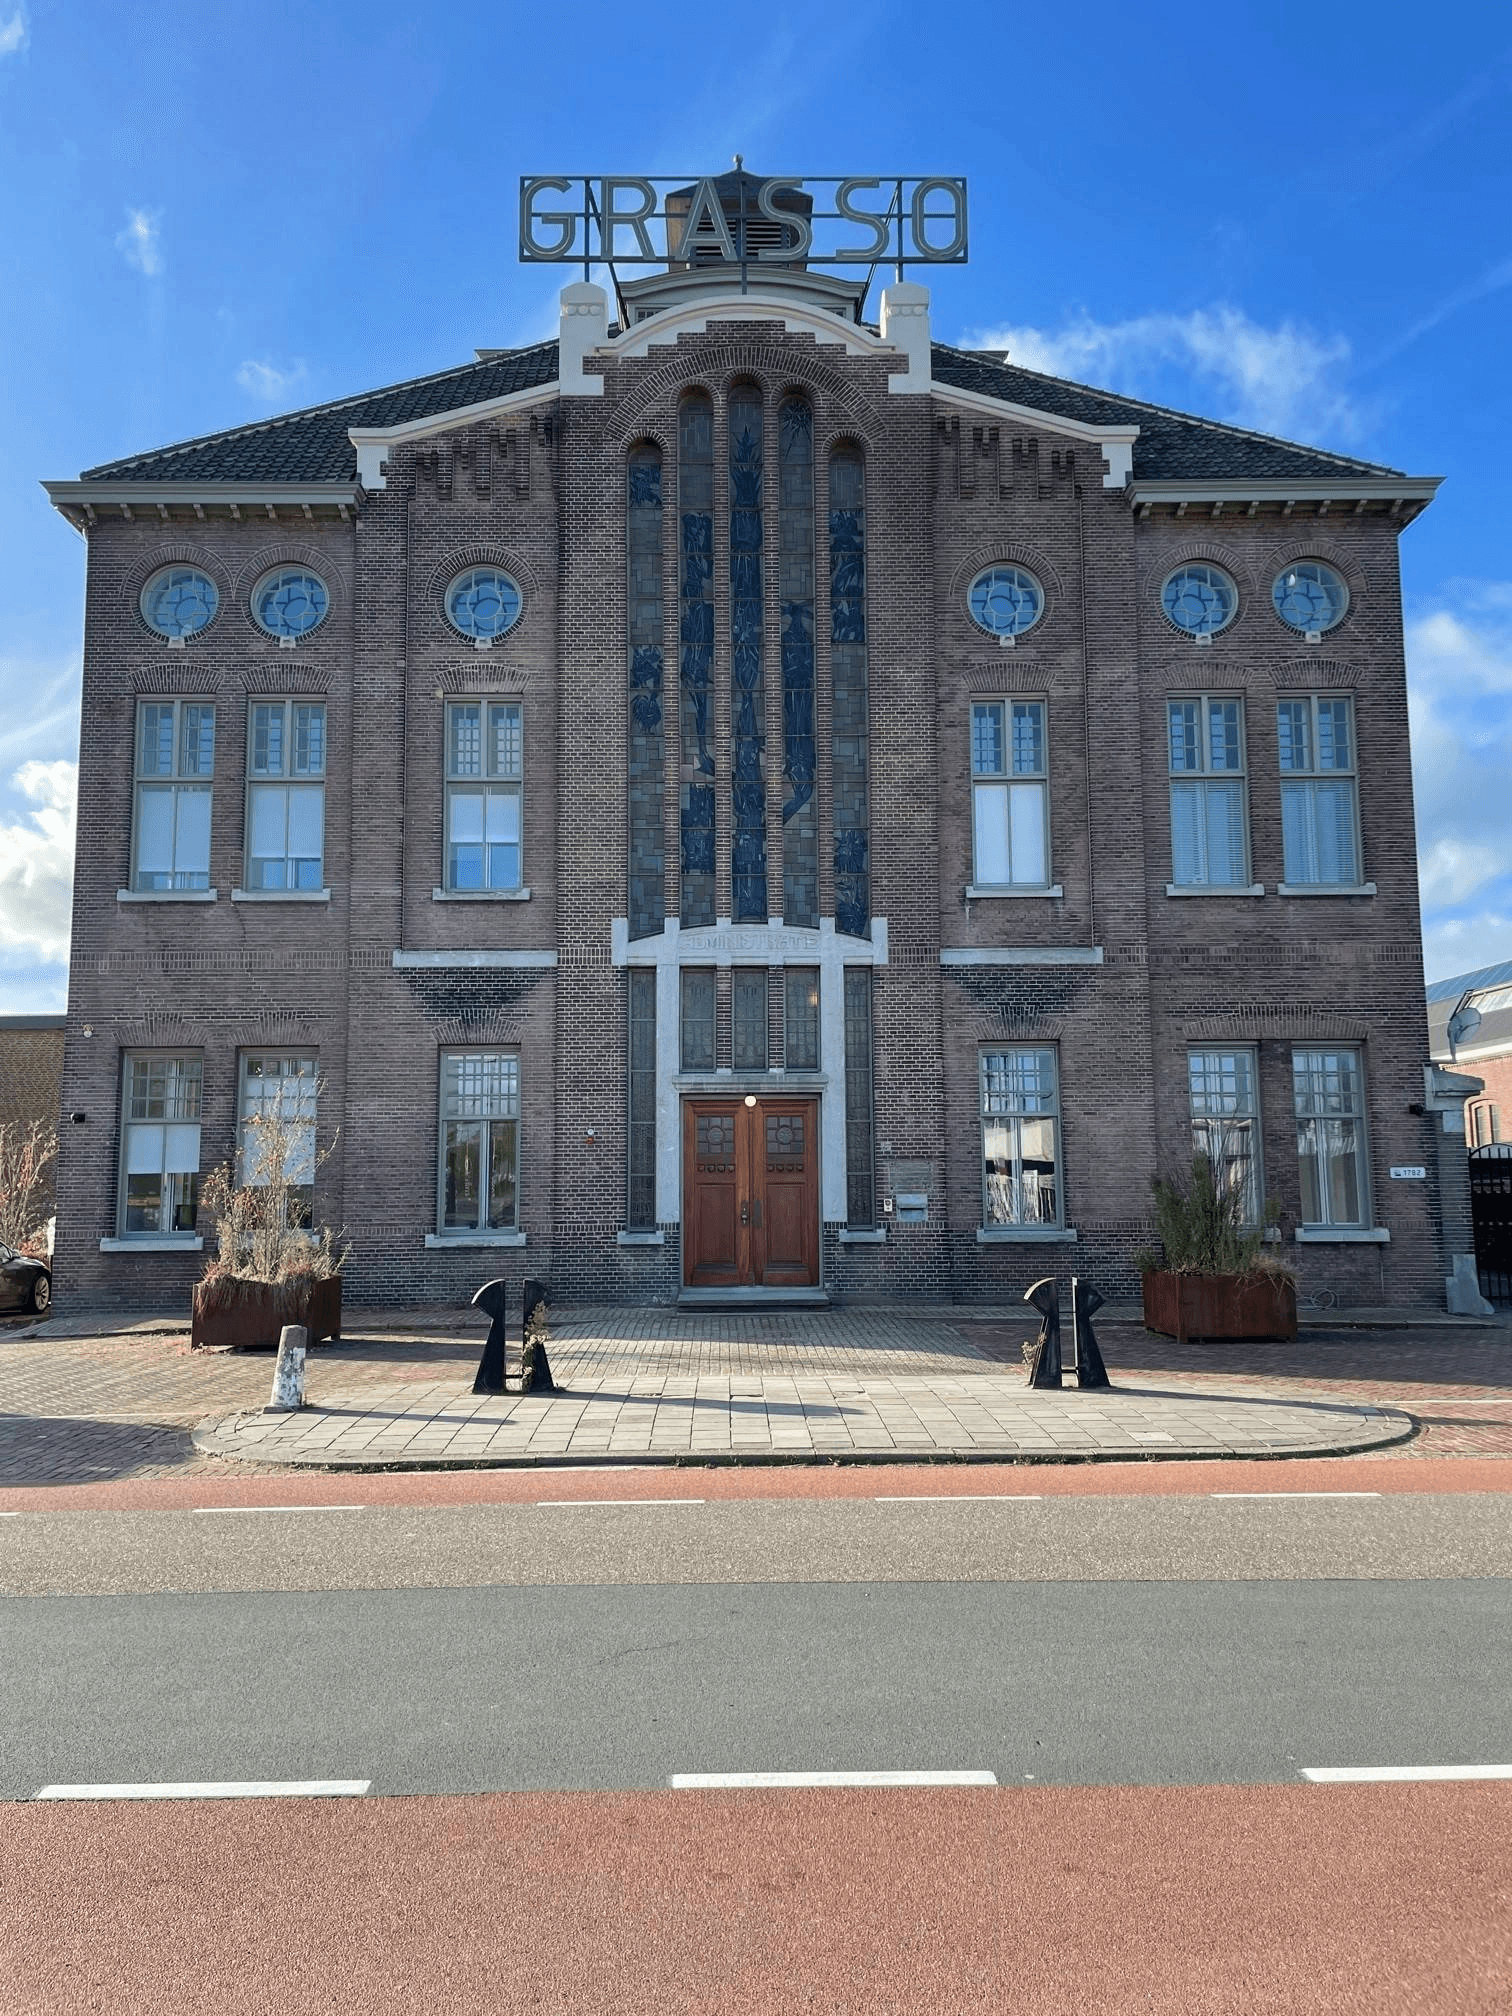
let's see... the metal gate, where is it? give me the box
[1469,1143,1512,1302]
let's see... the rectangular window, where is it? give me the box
[1278,696,1360,886]
[844,969,875,1227]
[784,967,820,1071]
[445,701,523,892]
[132,699,214,891]
[1187,1046,1263,1222]
[680,969,716,1073]
[971,700,1048,887]
[438,1051,519,1235]
[732,969,768,1072]
[246,699,326,891]
[980,1047,1061,1227]
[1168,696,1249,887]
[627,970,657,1229]
[1292,1046,1369,1228]
[119,1052,203,1236]
[238,1054,317,1225]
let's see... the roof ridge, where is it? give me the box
[928,339,1406,480]
[80,340,560,480]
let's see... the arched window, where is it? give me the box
[677,391,715,928]
[829,444,870,939]
[626,442,664,940]
[729,382,767,922]
[779,395,817,927]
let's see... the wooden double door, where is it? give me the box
[683,1096,820,1289]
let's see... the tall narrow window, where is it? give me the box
[779,395,817,926]
[627,443,665,939]
[830,444,870,938]
[438,1051,519,1235]
[678,391,716,927]
[444,702,522,891]
[732,967,768,1070]
[729,384,767,921]
[981,1047,1061,1228]
[118,1053,202,1237]
[1187,1047,1262,1222]
[1168,696,1249,888]
[784,967,820,1071]
[1292,1047,1369,1229]
[971,700,1048,887]
[680,968,716,1072]
[626,969,657,1229]
[246,699,326,891]
[238,1054,317,1226]
[844,969,875,1227]
[132,699,214,891]
[1278,696,1360,887]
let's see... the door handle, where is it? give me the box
[741,1202,749,1225]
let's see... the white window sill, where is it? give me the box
[1166,883,1265,898]
[1276,883,1376,898]
[99,1235,204,1253]
[617,1230,665,1246]
[117,889,218,904]
[232,888,331,903]
[1293,1226,1390,1244]
[965,884,1064,900]
[839,1227,886,1243]
[977,1225,1078,1244]
[424,1231,526,1248]
[431,887,531,902]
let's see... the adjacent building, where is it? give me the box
[44,174,1460,1311]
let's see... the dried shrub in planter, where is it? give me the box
[196,1094,348,1318]
[1137,1151,1292,1285]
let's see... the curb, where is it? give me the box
[191,1402,1417,1474]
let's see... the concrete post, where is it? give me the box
[266,1325,308,1412]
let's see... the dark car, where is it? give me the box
[0,1243,50,1315]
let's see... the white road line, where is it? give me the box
[33,1779,372,1801]
[671,1770,998,1789]
[873,1495,1042,1502]
[536,1498,705,1507]
[1301,1765,1512,1783]
[190,1505,367,1514]
[1211,1491,1380,1499]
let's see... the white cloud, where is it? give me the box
[236,358,306,402]
[115,207,163,278]
[0,760,75,966]
[1407,588,1512,981]
[0,9,27,55]
[960,305,1362,444]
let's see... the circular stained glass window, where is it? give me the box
[1272,560,1348,635]
[141,566,219,639]
[445,567,523,641]
[967,564,1044,639]
[251,568,330,639]
[1161,563,1238,637]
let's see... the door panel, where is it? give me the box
[683,1098,819,1289]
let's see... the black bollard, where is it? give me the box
[471,1277,510,1394]
[1023,1276,1063,1389]
[1072,1276,1111,1389]
[521,1278,559,1393]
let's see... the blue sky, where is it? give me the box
[1,0,1509,1007]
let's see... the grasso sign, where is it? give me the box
[519,175,968,268]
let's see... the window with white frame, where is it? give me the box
[238,1054,317,1224]
[1168,696,1250,887]
[1188,1047,1263,1222]
[1292,1046,1370,1228]
[438,1051,519,1235]
[980,1047,1061,1227]
[131,700,214,891]
[1278,696,1360,886]
[119,1053,202,1237]
[1470,1102,1501,1148]
[445,702,522,891]
[246,700,326,891]
[971,700,1049,887]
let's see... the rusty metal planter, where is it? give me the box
[190,1274,342,1351]
[1140,1270,1297,1343]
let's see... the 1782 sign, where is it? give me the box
[519,175,968,271]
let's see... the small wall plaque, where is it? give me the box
[1389,1165,1426,1180]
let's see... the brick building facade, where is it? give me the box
[45,192,1458,1312]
